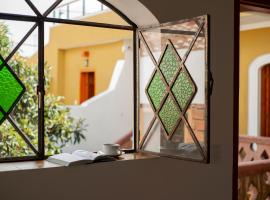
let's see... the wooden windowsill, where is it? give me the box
[0,152,159,172]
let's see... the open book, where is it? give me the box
[47,150,116,166]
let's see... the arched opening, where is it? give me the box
[248,54,270,136]
[261,64,270,136]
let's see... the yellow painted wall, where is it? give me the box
[63,41,124,104]
[88,41,124,95]
[41,11,132,104]
[240,27,270,135]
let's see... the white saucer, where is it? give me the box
[98,151,124,157]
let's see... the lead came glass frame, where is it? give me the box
[0,55,26,125]
[138,15,210,163]
[0,0,137,162]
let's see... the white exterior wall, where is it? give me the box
[63,40,133,152]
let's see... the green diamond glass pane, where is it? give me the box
[0,111,3,122]
[147,72,166,110]
[0,57,25,125]
[159,45,180,84]
[0,66,24,112]
[172,70,195,110]
[158,96,180,135]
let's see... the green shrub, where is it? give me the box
[0,23,86,157]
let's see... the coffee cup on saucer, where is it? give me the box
[102,144,122,156]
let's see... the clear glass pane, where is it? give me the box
[140,29,162,62]
[139,45,156,145]
[184,20,207,150]
[142,120,203,160]
[46,0,130,26]
[0,121,35,157]
[31,0,57,15]
[140,20,199,62]
[0,0,35,15]
[0,22,38,158]
[44,22,133,155]
[0,20,36,58]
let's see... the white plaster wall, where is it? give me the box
[248,54,270,136]
[62,40,133,152]
[106,0,159,27]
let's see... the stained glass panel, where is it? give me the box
[158,95,180,135]
[159,45,180,84]
[0,111,3,122]
[139,15,208,162]
[147,71,166,110]
[172,70,196,111]
[0,61,25,116]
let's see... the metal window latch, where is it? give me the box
[38,91,42,109]
[36,85,44,109]
[36,85,39,95]
[209,71,214,95]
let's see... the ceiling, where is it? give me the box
[241,11,270,31]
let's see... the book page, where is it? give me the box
[72,150,100,160]
[47,153,90,166]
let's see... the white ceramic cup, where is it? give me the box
[102,144,121,155]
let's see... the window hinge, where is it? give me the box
[209,71,214,95]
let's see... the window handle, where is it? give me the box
[38,91,42,109]
[37,85,44,109]
[209,71,214,96]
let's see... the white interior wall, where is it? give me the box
[0,1,237,200]
[106,0,159,27]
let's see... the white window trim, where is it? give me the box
[248,54,270,136]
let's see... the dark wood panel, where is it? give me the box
[261,65,270,137]
[240,0,270,14]
[241,0,270,8]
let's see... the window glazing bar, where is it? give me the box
[45,17,134,30]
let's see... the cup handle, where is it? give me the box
[118,149,124,155]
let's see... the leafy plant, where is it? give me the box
[0,23,86,157]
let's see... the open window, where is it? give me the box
[137,15,210,163]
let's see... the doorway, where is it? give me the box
[239,2,270,199]
[261,64,270,136]
[80,72,95,103]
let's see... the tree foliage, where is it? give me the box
[0,23,86,157]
